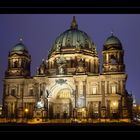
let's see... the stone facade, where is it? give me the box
[2,17,133,120]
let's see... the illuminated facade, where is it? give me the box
[3,17,133,120]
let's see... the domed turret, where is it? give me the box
[103,33,122,51]
[5,38,31,78]
[11,38,28,54]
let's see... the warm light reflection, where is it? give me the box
[111,101,118,109]
[24,108,29,113]
[82,108,85,112]
[57,89,71,98]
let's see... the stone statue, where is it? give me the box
[36,96,44,109]
[56,56,67,75]
[76,58,85,73]
[58,64,65,74]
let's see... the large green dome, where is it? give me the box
[49,16,96,56]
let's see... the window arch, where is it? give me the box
[110,82,118,94]
[29,88,34,96]
[92,83,98,95]
[10,85,17,96]
[92,86,97,94]
[111,85,116,94]
[110,55,117,64]
[11,88,16,96]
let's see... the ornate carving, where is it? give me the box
[109,65,118,72]
[56,56,66,65]
[56,56,67,75]
[55,79,67,85]
[76,58,86,73]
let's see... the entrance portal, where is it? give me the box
[52,88,73,118]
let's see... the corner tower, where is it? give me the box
[5,38,31,78]
[102,33,125,74]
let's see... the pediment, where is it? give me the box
[5,95,17,102]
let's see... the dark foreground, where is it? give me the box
[0,122,139,131]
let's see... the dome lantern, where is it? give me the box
[70,16,78,30]
[19,37,23,43]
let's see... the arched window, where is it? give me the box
[15,61,18,67]
[110,55,117,64]
[13,59,18,68]
[111,85,116,94]
[92,86,97,94]
[29,89,34,96]
[11,89,16,96]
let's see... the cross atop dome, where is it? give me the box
[19,37,23,43]
[70,16,78,29]
[111,30,114,36]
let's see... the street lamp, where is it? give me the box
[24,108,29,123]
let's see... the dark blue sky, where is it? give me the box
[0,14,140,104]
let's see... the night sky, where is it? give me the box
[0,14,140,104]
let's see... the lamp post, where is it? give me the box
[46,89,49,120]
[24,108,29,123]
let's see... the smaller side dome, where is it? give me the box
[11,38,28,54]
[103,33,122,50]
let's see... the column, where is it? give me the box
[101,81,105,107]
[105,81,107,95]
[98,101,101,118]
[98,82,100,94]
[106,53,109,63]
[8,103,11,117]
[12,102,15,115]
[101,81,106,118]
[83,81,86,107]
[107,100,110,118]
[122,80,125,94]
[75,81,78,108]
[18,84,20,97]
[118,81,121,94]
[120,80,125,95]
[107,81,109,94]
[24,83,28,97]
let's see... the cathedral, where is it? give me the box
[3,16,133,121]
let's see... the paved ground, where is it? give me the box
[0,122,139,132]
